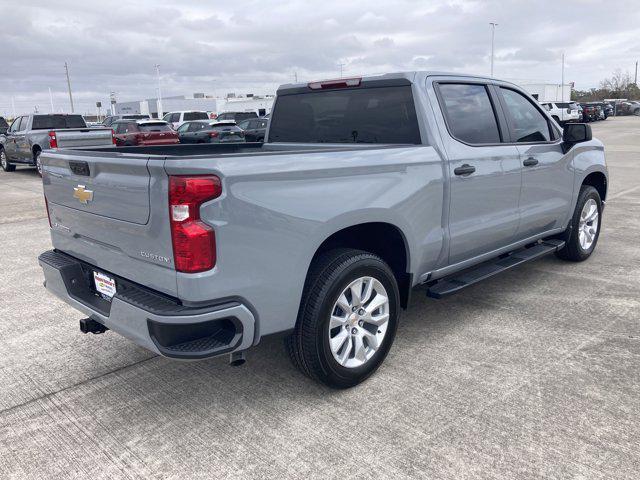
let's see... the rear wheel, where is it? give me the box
[0,148,15,172]
[34,149,42,176]
[556,185,602,262]
[286,248,400,388]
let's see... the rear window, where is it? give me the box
[32,115,86,130]
[139,123,172,132]
[556,103,570,108]
[269,86,421,144]
[184,112,209,121]
[0,117,8,128]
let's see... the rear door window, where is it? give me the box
[499,87,551,143]
[437,83,501,144]
[188,122,206,132]
[269,85,421,144]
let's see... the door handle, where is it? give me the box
[454,164,476,176]
[523,157,539,167]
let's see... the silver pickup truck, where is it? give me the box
[38,72,608,388]
[0,114,114,175]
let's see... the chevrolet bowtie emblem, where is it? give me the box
[73,185,93,204]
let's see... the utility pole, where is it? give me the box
[64,62,75,113]
[155,64,163,119]
[294,71,298,83]
[338,63,345,78]
[489,23,498,77]
[11,96,16,118]
[561,53,565,101]
[635,61,638,85]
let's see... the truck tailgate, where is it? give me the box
[44,151,150,224]
[55,128,114,148]
[42,151,177,297]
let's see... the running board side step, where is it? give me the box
[426,239,565,299]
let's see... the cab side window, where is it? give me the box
[438,83,501,144]
[499,88,551,143]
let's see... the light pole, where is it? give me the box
[48,87,55,113]
[561,53,565,101]
[338,63,345,78]
[64,62,75,113]
[489,23,498,77]
[155,64,163,119]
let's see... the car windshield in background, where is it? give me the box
[268,86,421,144]
[184,112,209,121]
[32,115,86,130]
[139,123,172,132]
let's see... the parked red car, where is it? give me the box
[112,120,179,146]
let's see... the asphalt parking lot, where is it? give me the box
[0,117,639,480]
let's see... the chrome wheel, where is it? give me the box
[0,150,7,169]
[328,276,390,369]
[578,198,599,250]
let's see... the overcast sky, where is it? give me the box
[1,0,639,116]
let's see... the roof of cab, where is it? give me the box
[276,71,521,95]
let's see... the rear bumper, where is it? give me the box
[38,250,255,359]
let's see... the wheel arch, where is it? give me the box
[308,222,412,309]
[582,171,607,201]
[32,143,42,157]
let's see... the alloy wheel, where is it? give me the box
[328,276,390,368]
[578,198,599,250]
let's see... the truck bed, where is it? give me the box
[74,142,404,158]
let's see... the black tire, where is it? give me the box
[0,148,16,172]
[286,248,400,388]
[556,185,602,262]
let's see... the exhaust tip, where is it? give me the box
[229,351,246,367]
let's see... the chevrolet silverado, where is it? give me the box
[38,72,608,388]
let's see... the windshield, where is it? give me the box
[32,115,87,130]
[268,86,421,144]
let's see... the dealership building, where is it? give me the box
[113,93,275,118]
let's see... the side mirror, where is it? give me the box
[563,123,592,152]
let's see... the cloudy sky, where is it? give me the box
[1,0,639,116]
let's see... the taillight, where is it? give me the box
[308,77,361,90]
[168,175,222,273]
[111,129,116,145]
[48,131,58,149]
[209,131,219,138]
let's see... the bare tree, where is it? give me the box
[600,69,633,96]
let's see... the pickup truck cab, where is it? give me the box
[162,111,210,130]
[38,72,608,388]
[1,114,115,175]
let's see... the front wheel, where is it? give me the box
[556,185,602,262]
[1,149,16,172]
[286,248,400,388]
